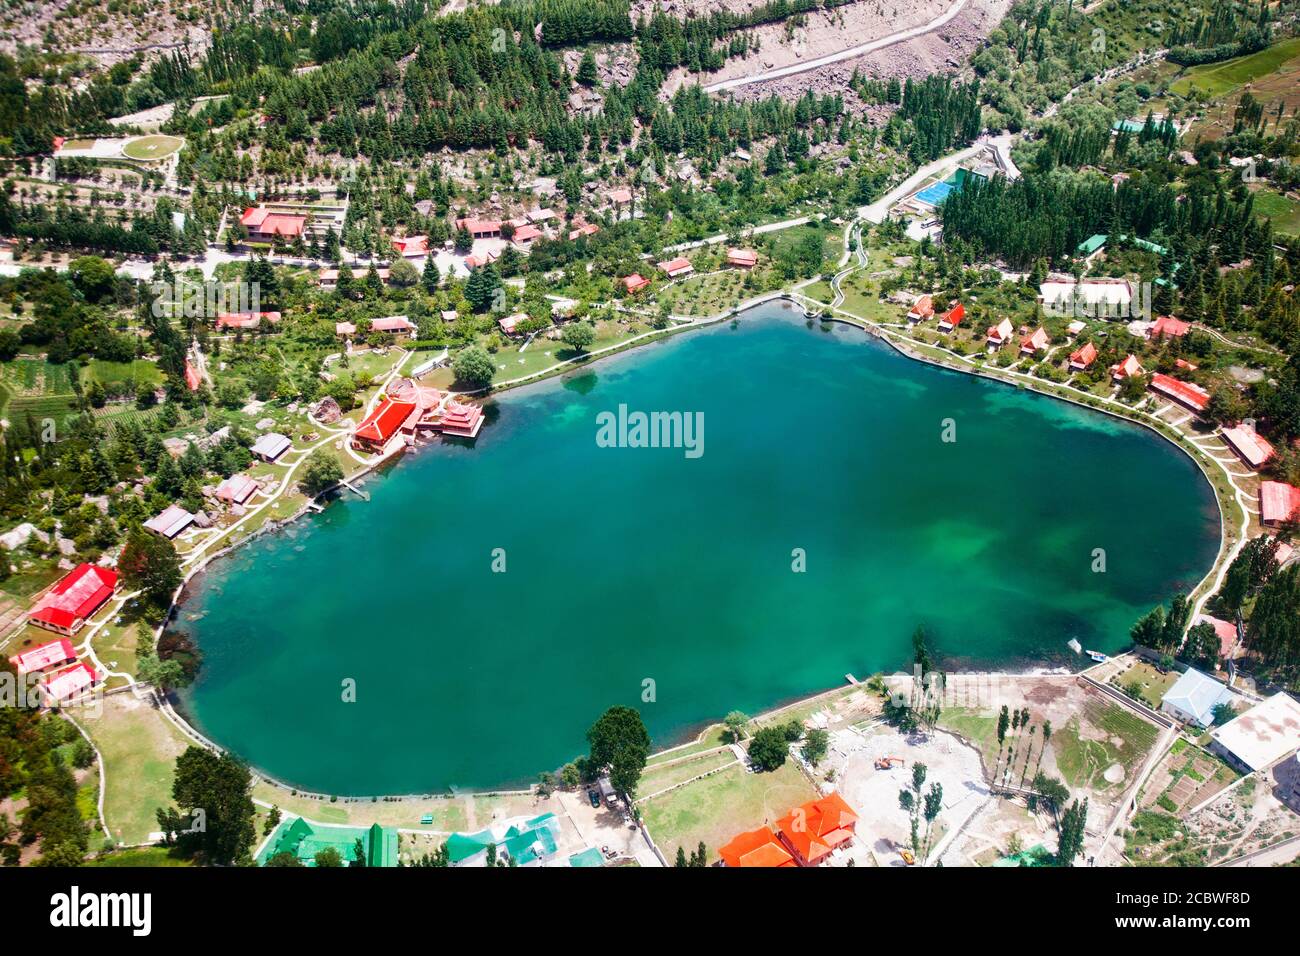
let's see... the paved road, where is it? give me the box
[704,0,973,94]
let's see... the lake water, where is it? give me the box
[178,304,1220,795]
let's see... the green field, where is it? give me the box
[121,134,185,161]
[83,359,165,391]
[0,359,79,423]
[1252,188,1300,236]
[1171,37,1300,97]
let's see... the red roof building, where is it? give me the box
[937,302,964,332]
[1069,341,1098,371]
[607,188,633,205]
[216,311,281,330]
[1193,613,1239,664]
[10,638,76,674]
[986,318,1013,348]
[454,217,502,238]
[1221,424,1274,470]
[907,295,934,322]
[184,359,201,391]
[1020,327,1050,356]
[1149,315,1191,339]
[1111,354,1144,380]
[371,315,416,336]
[658,257,694,278]
[622,274,650,294]
[239,207,306,243]
[512,224,543,245]
[29,564,118,636]
[41,662,100,705]
[438,401,484,439]
[726,248,758,269]
[718,827,796,868]
[499,313,526,336]
[391,235,429,258]
[215,474,260,505]
[1175,357,1199,372]
[1150,373,1210,412]
[353,397,418,451]
[1260,481,1300,526]
[568,223,600,241]
[775,792,858,866]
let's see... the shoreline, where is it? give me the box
[153,290,1234,803]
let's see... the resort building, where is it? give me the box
[1209,692,1300,772]
[718,827,796,868]
[658,257,694,279]
[250,433,292,462]
[622,274,650,294]
[214,474,260,506]
[1221,424,1274,470]
[606,188,633,206]
[1259,481,1300,526]
[1111,354,1144,381]
[511,224,543,247]
[454,217,503,239]
[1160,667,1239,728]
[335,322,356,338]
[499,313,526,336]
[1149,315,1191,340]
[258,818,399,867]
[464,249,500,270]
[445,813,562,867]
[936,303,964,333]
[1038,277,1133,318]
[1066,320,1086,339]
[906,295,934,323]
[9,638,77,674]
[775,792,857,866]
[27,564,118,636]
[352,396,419,452]
[239,207,307,244]
[40,661,100,706]
[319,268,389,290]
[1149,373,1209,413]
[527,208,556,224]
[391,235,429,258]
[438,401,485,439]
[1068,342,1098,372]
[216,311,281,330]
[145,505,196,540]
[370,315,417,338]
[569,222,600,241]
[986,318,1013,349]
[1020,327,1050,357]
[726,248,758,269]
[1193,613,1240,666]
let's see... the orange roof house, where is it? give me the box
[1020,327,1050,356]
[622,274,650,294]
[986,318,1013,348]
[607,188,633,205]
[1260,481,1300,526]
[906,294,933,322]
[438,401,484,439]
[1221,424,1274,470]
[1068,341,1098,371]
[216,311,281,330]
[937,302,964,332]
[391,235,429,258]
[726,248,758,269]
[718,827,796,868]
[352,397,418,451]
[1111,354,1144,381]
[569,223,600,241]
[184,359,201,391]
[454,217,503,238]
[775,792,858,866]
[239,207,306,242]
[28,564,118,636]
[1149,315,1191,339]
[658,257,694,278]
[1150,373,1209,412]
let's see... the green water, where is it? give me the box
[178,305,1219,795]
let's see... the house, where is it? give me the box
[1039,277,1133,317]
[569,223,600,241]
[438,401,484,439]
[1149,315,1191,340]
[145,505,195,540]
[445,813,561,867]
[1259,481,1300,526]
[319,267,389,290]
[606,188,633,205]
[40,662,100,706]
[986,318,1013,348]
[370,315,417,338]
[718,827,796,868]
[251,433,292,462]
[391,235,429,258]
[1149,373,1209,413]
[1160,667,1239,727]
[1068,341,1098,372]
[937,302,964,333]
[335,321,356,337]
[352,397,418,451]
[1175,358,1199,372]
[239,207,307,243]
[1066,320,1086,339]
[1209,692,1300,772]
[726,248,758,269]
[622,274,650,294]
[658,257,693,279]
[511,224,543,247]
[526,208,556,224]
[1076,234,1108,257]
[1221,424,1274,470]
[498,313,527,336]
[454,217,503,239]
[216,311,281,330]
[775,792,857,866]
[1193,613,1239,665]
[214,474,260,506]
[1111,354,1144,381]
[184,360,201,391]
[258,818,398,867]
[464,249,500,269]
[906,295,934,323]
[9,638,77,674]
[1020,327,1050,356]
[26,564,119,636]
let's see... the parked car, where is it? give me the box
[587,789,600,808]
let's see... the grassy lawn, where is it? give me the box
[488,320,644,386]
[121,134,185,160]
[1251,188,1300,236]
[658,270,764,317]
[0,358,79,423]
[79,692,193,845]
[641,761,817,863]
[938,707,1000,768]
[636,749,737,797]
[85,845,194,867]
[646,723,731,767]
[82,358,164,391]
[1113,660,1179,710]
[1170,36,1300,97]
[1053,699,1160,794]
[250,783,475,832]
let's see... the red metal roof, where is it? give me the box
[1069,342,1098,368]
[718,827,796,868]
[907,295,934,319]
[1150,315,1191,338]
[775,792,857,865]
[1150,373,1209,412]
[622,274,649,292]
[41,662,100,703]
[10,638,76,673]
[1221,425,1274,469]
[1260,481,1300,525]
[354,397,418,445]
[938,302,964,327]
[658,257,692,274]
[726,248,758,267]
[29,564,118,632]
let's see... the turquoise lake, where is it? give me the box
[178,304,1220,795]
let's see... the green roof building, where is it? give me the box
[445,812,562,867]
[258,817,399,867]
[1076,234,1108,256]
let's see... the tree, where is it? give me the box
[315,846,344,867]
[162,746,255,865]
[586,705,650,799]
[561,320,595,353]
[576,50,599,87]
[299,448,344,496]
[801,728,830,765]
[389,256,420,288]
[899,762,928,857]
[723,710,749,742]
[265,851,303,867]
[137,654,186,692]
[1056,797,1089,865]
[350,837,367,867]
[1211,701,1240,726]
[452,346,495,389]
[119,528,181,608]
[422,255,441,293]
[921,781,943,862]
[747,725,790,771]
[1182,621,1222,670]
